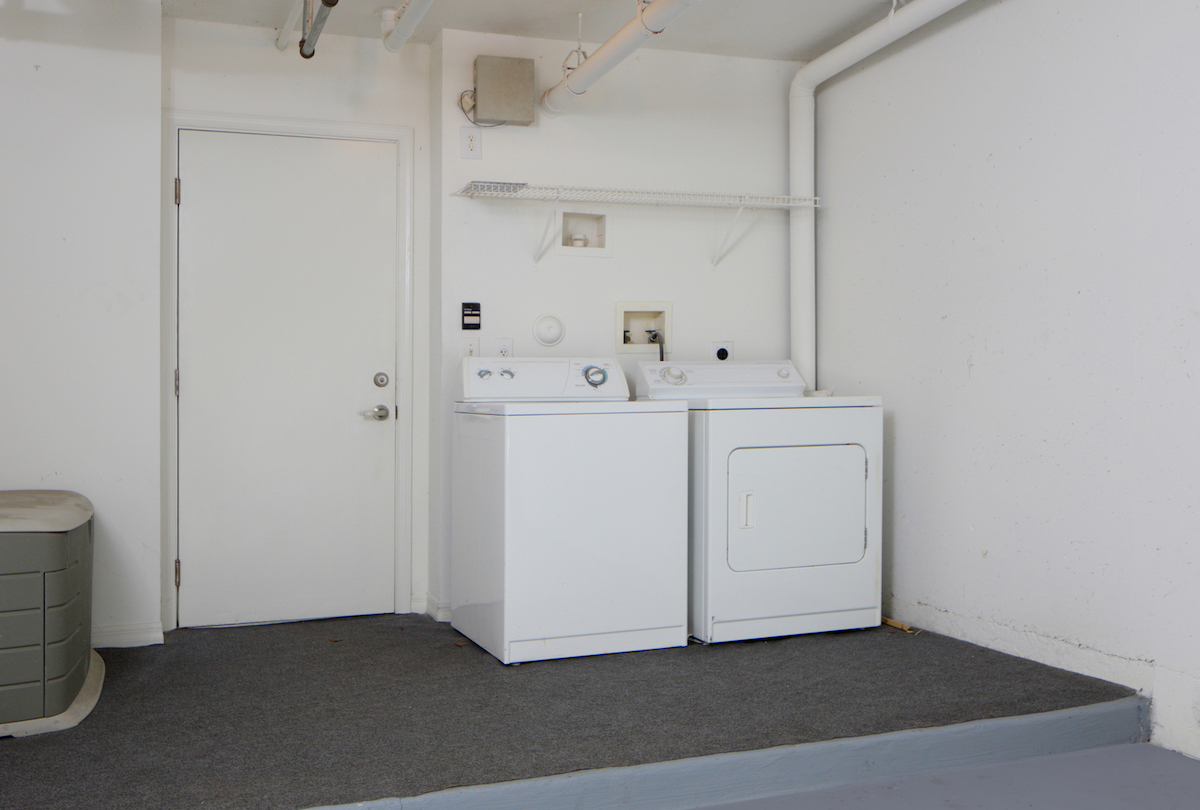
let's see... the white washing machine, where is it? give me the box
[635,360,882,644]
[452,357,689,664]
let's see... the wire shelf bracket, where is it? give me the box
[534,191,563,263]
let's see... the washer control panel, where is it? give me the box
[460,357,629,401]
[635,360,806,400]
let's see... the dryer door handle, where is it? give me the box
[739,491,755,529]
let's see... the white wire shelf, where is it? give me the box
[452,182,818,210]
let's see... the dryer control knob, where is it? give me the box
[777,368,790,378]
[661,367,687,385]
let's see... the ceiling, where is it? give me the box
[161,0,898,63]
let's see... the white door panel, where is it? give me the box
[178,129,399,627]
[727,444,866,571]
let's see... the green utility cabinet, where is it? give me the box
[0,491,94,724]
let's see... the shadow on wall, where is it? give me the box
[0,2,158,52]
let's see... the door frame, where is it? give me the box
[162,112,415,631]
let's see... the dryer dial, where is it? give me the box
[660,367,687,385]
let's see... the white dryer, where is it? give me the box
[452,357,689,664]
[636,360,882,644]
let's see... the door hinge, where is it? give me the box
[174,177,181,206]
[865,458,869,479]
[174,369,180,397]
[864,528,869,550]
[174,559,181,588]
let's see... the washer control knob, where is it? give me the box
[477,369,492,379]
[500,369,515,379]
[583,365,608,388]
[777,368,790,378]
[660,367,687,385]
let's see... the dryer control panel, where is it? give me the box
[635,360,806,400]
[459,357,630,401]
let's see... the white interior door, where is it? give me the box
[177,128,399,627]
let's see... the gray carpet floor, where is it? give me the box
[0,614,1133,810]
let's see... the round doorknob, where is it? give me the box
[364,405,390,421]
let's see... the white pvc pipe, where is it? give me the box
[789,0,970,389]
[383,0,436,53]
[275,0,303,51]
[541,0,704,116]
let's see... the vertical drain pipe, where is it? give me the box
[275,0,304,51]
[541,0,704,116]
[300,0,338,59]
[382,0,436,53]
[789,0,970,388]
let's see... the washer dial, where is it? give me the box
[583,366,608,388]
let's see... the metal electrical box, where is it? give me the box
[474,56,535,126]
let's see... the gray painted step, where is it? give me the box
[313,695,1147,810]
[704,742,1200,810]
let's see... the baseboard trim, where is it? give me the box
[425,594,451,622]
[93,621,164,648]
[308,695,1148,810]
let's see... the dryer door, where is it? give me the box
[727,444,867,571]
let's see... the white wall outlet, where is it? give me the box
[711,341,734,361]
[460,127,482,160]
[490,338,513,357]
[462,337,480,357]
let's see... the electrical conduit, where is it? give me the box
[299,0,338,59]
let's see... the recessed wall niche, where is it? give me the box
[557,211,611,257]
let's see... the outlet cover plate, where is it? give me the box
[460,127,482,160]
[711,341,735,361]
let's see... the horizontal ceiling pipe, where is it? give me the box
[541,0,704,116]
[299,0,338,59]
[383,0,436,53]
[789,0,970,389]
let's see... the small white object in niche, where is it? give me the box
[556,210,611,258]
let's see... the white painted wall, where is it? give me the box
[161,19,434,621]
[0,1,163,647]
[428,30,800,615]
[816,0,1200,755]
